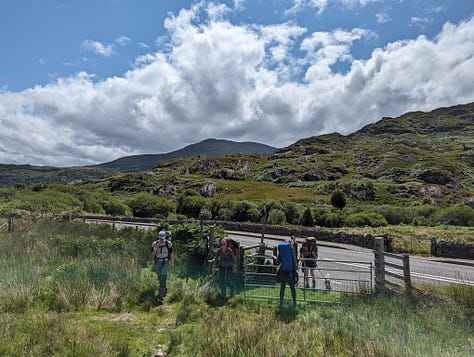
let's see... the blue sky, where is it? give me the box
[1,0,473,166]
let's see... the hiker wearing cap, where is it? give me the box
[213,239,236,298]
[150,230,174,301]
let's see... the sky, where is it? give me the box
[0,0,473,167]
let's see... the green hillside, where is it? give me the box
[152,102,474,207]
[1,102,473,251]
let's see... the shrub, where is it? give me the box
[300,207,314,226]
[103,199,132,216]
[232,201,258,222]
[313,207,330,226]
[267,209,287,225]
[434,205,474,227]
[209,197,235,219]
[331,189,347,210]
[323,212,344,227]
[344,212,387,227]
[375,206,412,225]
[178,195,208,219]
[128,193,175,218]
[279,200,300,224]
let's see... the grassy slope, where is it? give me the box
[0,220,473,356]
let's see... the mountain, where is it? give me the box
[97,138,277,172]
[0,139,276,186]
[0,164,114,187]
[156,102,473,205]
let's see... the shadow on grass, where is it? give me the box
[275,304,298,322]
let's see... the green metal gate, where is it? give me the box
[243,254,373,303]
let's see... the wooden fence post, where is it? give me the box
[430,237,437,256]
[8,217,13,233]
[209,225,215,257]
[374,236,385,292]
[403,254,411,291]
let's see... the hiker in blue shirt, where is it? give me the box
[274,237,298,308]
[150,230,174,301]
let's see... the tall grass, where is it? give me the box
[168,291,474,356]
[0,218,473,356]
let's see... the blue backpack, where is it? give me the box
[278,242,296,272]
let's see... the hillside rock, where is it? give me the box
[200,182,219,197]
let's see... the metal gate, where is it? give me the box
[243,254,373,303]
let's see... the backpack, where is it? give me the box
[153,239,172,260]
[277,242,297,272]
[306,237,318,258]
[226,239,240,258]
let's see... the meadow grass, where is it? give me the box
[0,219,472,356]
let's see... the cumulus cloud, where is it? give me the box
[116,35,131,46]
[376,12,391,24]
[81,39,115,57]
[286,0,381,15]
[0,3,473,167]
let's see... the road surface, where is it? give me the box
[83,218,474,286]
[228,232,474,286]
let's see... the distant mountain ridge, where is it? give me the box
[0,139,277,186]
[156,102,473,206]
[98,138,277,172]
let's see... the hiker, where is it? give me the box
[150,230,174,301]
[290,235,299,261]
[300,237,318,288]
[274,238,298,308]
[213,239,236,298]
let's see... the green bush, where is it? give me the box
[313,206,330,226]
[434,205,474,227]
[300,206,314,226]
[331,189,347,210]
[279,200,300,224]
[232,201,258,222]
[344,212,387,227]
[374,206,412,225]
[209,197,236,219]
[323,212,344,227]
[103,198,132,216]
[267,209,287,225]
[128,193,175,218]
[178,195,209,219]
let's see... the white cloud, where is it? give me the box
[0,7,473,167]
[81,39,115,57]
[376,12,391,24]
[286,0,381,15]
[116,35,131,46]
[411,16,433,27]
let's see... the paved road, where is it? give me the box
[228,232,474,286]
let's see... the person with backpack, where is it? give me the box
[213,239,236,298]
[150,230,174,301]
[274,237,298,308]
[300,237,318,288]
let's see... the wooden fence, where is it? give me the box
[374,237,411,293]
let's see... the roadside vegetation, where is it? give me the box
[1,177,473,258]
[0,219,472,356]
